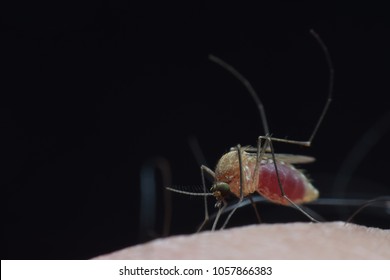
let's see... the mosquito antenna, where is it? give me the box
[209,54,270,136]
[307,29,334,145]
[166,187,213,196]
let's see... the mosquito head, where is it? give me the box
[210,181,231,201]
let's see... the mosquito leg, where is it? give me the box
[345,196,390,225]
[243,135,271,225]
[221,145,245,229]
[260,136,319,222]
[209,55,269,136]
[212,200,227,231]
[240,141,263,224]
[197,165,216,232]
[210,31,333,147]
[249,195,262,223]
[248,134,269,209]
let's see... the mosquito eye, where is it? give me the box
[214,182,230,193]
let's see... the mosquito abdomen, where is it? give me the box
[257,161,319,205]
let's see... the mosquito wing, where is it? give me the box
[245,151,315,164]
[239,146,315,164]
[269,153,315,164]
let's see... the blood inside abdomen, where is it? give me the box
[257,162,308,205]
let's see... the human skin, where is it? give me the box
[94,222,390,259]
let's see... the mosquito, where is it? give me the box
[167,30,334,231]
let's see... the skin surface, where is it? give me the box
[94,222,390,259]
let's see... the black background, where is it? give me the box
[2,2,389,259]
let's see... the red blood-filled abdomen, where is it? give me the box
[257,161,315,205]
